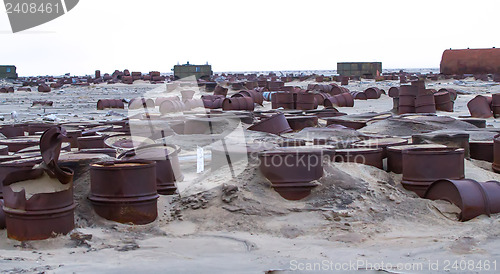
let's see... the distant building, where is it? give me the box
[337,62,382,77]
[0,65,18,79]
[173,62,212,80]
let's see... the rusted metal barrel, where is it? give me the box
[159,99,186,114]
[0,125,26,138]
[333,148,384,169]
[233,89,264,106]
[62,129,82,148]
[493,137,500,173]
[295,93,317,110]
[492,93,500,117]
[0,199,5,229]
[331,86,349,95]
[202,96,224,109]
[340,76,349,86]
[119,144,182,195]
[2,127,75,240]
[434,91,454,112]
[415,93,436,113]
[0,138,39,153]
[467,95,493,118]
[183,117,230,135]
[324,93,353,108]
[398,85,418,114]
[425,179,500,221]
[89,160,158,224]
[352,137,408,158]
[402,148,465,197]
[286,116,318,131]
[155,96,180,106]
[258,149,325,200]
[248,113,292,135]
[37,84,51,92]
[214,85,228,96]
[351,91,367,100]
[440,48,500,75]
[343,93,354,107]
[0,145,7,156]
[3,167,75,240]
[77,135,106,150]
[181,90,196,101]
[469,140,493,162]
[97,99,125,110]
[0,157,42,199]
[128,98,155,109]
[122,76,134,84]
[222,97,254,111]
[364,87,382,99]
[272,92,294,109]
[388,87,399,98]
[32,100,53,107]
[386,144,446,174]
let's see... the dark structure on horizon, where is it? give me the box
[440,48,500,75]
[0,65,18,79]
[337,62,382,77]
[173,62,212,80]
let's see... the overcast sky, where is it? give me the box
[0,0,498,76]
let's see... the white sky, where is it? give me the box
[0,0,498,76]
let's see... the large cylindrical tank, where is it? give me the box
[440,48,500,75]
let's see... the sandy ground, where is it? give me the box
[1,78,500,273]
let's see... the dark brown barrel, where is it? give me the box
[364,87,382,99]
[37,84,51,92]
[272,92,294,109]
[493,137,500,173]
[258,149,324,200]
[77,135,106,150]
[222,97,255,111]
[128,98,155,109]
[388,87,399,98]
[402,148,465,197]
[425,179,500,221]
[492,93,500,117]
[248,113,292,135]
[467,95,493,118]
[415,94,436,114]
[89,160,158,224]
[159,99,186,114]
[333,148,384,169]
[434,91,454,112]
[119,145,182,195]
[295,93,317,110]
[97,99,125,110]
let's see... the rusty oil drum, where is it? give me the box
[119,144,182,195]
[0,199,5,229]
[425,179,500,221]
[402,148,465,197]
[89,160,159,224]
[258,149,325,200]
[333,148,384,169]
[493,137,500,173]
[386,144,446,174]
[2,168,75,241]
